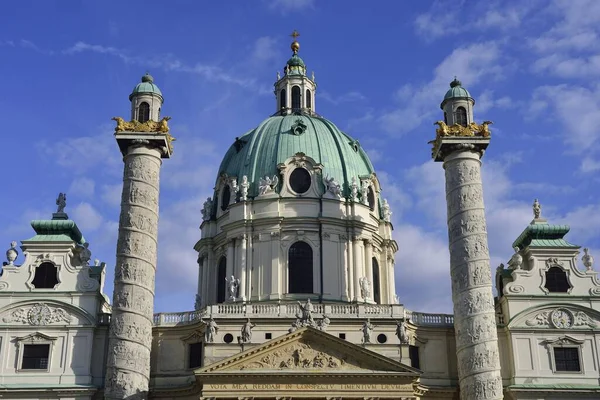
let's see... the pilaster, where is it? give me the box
[432,134,502,400]
[365,239,374,302]
[353,235,363,302]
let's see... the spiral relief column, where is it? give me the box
[105,131,173,399]
[432,136,502,399]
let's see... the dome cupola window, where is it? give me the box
[138,102,150,123]
[280,89,287,109]
[306,89,312,110]
[217,257,227,303]
[544,266,571,293]
[367,186,376,211]
[291,86,301,111]
[288,241,313,293]
[220,185,231,211]
[372,257,381,304]
[289,168,311,194]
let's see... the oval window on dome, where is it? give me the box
[289,168,311,194]
[367,186,375,211]
[221,185,231,211]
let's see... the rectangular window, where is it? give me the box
[338,333,346,340]
[21,344,50,370]
[265,333,272,340]
[554,347,580,372]
[188,343,203,369]
[409,345,420,369]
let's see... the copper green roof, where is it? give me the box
[129,73,163,101]
[217,114,375,198]
[512,222,578,250]
[26,219,85,245]
[440,78,473,109]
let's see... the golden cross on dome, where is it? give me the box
[290,30,300,40]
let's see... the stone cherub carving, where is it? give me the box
[201,197,213,221]
[77,242,92,266]
[359,276,371,301]
[323,175,341,198]
[258,175,279,196]
[240,175,249,201]
[202,317,219,343]
[508,246,523,270]
[360,318,375,344]
[56,193,67,213]
[5,241,18,265]
[382,199,392,222]
[583,248,594,271]
[225,275,240,302]
[241,318,256,343]
[533,198,541,219]
[396,319,409,344]
[317,314,330,332]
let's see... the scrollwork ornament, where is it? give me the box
[505,284,525,294]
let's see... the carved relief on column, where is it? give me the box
[106,147,162,399]
[442,151,502,400]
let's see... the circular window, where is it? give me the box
[377,333,387,344]
[223,333,234,343]
[221,186,231,211]
[289,168,311,194]
[367,186,375,211]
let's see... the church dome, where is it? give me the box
[129,72,163,101]
[217,114,375,198]
[441,78,473,108]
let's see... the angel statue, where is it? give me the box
[241,318,256,343]
[508,246,523,270]
[359,276,371,301]
[382,199,392,222]
[201,317,219,343]
[360,318,375,344]
[56,193,67,213]
[225,275,240,302]
[395,319,409,344]
[323,175,341,198]
[350,177,359,202]
[78,242,92,266]
[258,175,279,196]
[240,175,249,201]
[201,197,213,221]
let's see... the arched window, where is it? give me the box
[32,262,59,289]
[545,267,571,293]
[280,89,286,109]
[291,86,301,110]
[456,106,467,127]
[138,102,150,123]
[367,186,375,211]
[288,241,313,293]
[221,185,231,211]
[306,89,312,110]
[372,257,381,304]
[217,257,227,303]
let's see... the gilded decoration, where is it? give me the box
[112,116,176,153]
[430,120,492,156]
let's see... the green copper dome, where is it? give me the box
[287,54,305,68]
[129,73,163,101]
[441,78,472,108]
[218,114,374,198]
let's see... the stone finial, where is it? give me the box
[56,193,67,213]
[533,198,541,219]
[5,241,18,265]
[583,248,594,271]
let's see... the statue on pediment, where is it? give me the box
[241,318,256,343]
[202,317,219,343]
[360,318,375,344]
[508,247,523,270]
[56,193,67,213]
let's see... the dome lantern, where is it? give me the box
[274,30,317,116]
[129,72,164,123]
[440,77,475,127]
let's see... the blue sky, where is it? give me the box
[2,0,600,314]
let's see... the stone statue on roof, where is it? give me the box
[56,193,67,213]
[533,199,541,219]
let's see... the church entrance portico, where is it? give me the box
[195,327,420,400]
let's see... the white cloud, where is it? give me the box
[580,157,600,173]
[71,202,104,232]
[101,183,123,207]
[378,41,504,136]
[68,177,95,198]
[251,36,278,63]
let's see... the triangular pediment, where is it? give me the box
[197,326,420,375]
